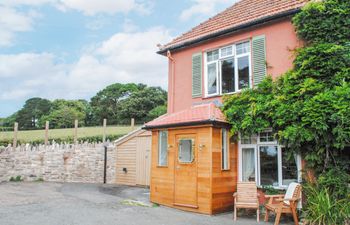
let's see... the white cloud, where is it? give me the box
[0,0,54,6]
[0,27,172,101]
[180,0,236,21]
[0,6,36,46]
[57,0,152,16]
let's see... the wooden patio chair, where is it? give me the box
[264,182,301,225]
[233,182,260,222]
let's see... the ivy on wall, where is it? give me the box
[222,0,350,173]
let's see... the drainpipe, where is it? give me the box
[167,50,175,113]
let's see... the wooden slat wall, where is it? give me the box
[136,136,151,186]
[116,138,137,185]
[211,127,238,214]
[150,127,212,214]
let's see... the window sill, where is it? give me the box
[203,90,243,99]
[157,165,168,168]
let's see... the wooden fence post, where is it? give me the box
[74,119,78,144]
[131,118,135,130]
[45,121,49,146]
[103,119,107,143]
[13,122,18,150]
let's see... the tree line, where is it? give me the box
[1,83,167,130]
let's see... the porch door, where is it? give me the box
[174,134,198,208]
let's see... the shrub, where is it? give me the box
[9,176,23,182]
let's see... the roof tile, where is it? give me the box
[145,103,226,128]
[161,0,308,51]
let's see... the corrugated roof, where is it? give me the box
[159,0,308,53]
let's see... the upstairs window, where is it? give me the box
[205,41,251,96]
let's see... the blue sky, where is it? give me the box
[0,0,235,117]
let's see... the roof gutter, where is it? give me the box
[143,120,230,130]
[157,8,301,55]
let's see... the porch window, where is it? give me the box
[239,132,301,188]
[205,41,251,96]
[178,139,194,163]
[222,129,229,170]
[158,131,168,166]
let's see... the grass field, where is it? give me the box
[0,126,136,143]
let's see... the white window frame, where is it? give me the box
[158,130,168,167]
[221,128,230,170]
[204,41,252,97]
[238,133,302,189]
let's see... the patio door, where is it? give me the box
[174,134,198,208]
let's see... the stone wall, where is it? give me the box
[0,142,116,184]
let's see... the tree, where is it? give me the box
[118,86,167,124]
[40,99,86,128]
[147,105,167,120]
[222,0,350,173]
[15,98,52,130]
[90,83,141,125]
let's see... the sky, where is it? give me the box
[0,0,236,117]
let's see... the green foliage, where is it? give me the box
[293,0,350,45]
[39,99,87,128]
[90,83,141,125]
[222,0,350,172]
[3,83,167,129]
[15,98,52,130]
[9,176,23,182]
[261,185,281,195]
[147,105,167,120]
[119,87,167,124]
[303,169,350,224]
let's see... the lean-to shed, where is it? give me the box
[114,128,152,186]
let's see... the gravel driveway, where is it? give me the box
[0,182,293,225]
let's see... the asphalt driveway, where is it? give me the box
[0,182,294,225]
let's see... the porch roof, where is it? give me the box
[144,103,228,129]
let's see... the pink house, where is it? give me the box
[145,0,308,214]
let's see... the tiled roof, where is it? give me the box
[160,0,308,52]
[144,103,227,129]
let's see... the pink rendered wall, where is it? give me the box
[166,18,302,113]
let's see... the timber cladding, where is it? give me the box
[115,129,151,186]
[150,125,237,214]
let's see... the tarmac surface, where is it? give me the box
[0,182,294,225]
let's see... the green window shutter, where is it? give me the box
[192,53,202,98]
[252,35,267,87]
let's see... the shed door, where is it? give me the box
[136,136,151,186]
[174,134,198,208]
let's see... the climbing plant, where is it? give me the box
[222,0,350,173]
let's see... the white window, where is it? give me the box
[222,129,229,170]
[239,131,302,188]
[178,139,194,163]
[158,131,168,166]
[205,41,251,96]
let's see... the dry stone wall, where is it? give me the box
[0,142,116,184]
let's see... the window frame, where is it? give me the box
[238,132,302,189]
[158,130,168,167]
[178,138,195,164]
[204,40,252,97]
[221,128,230,170]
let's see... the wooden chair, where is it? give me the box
[233,182,260,222]
[264,182,301,225]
